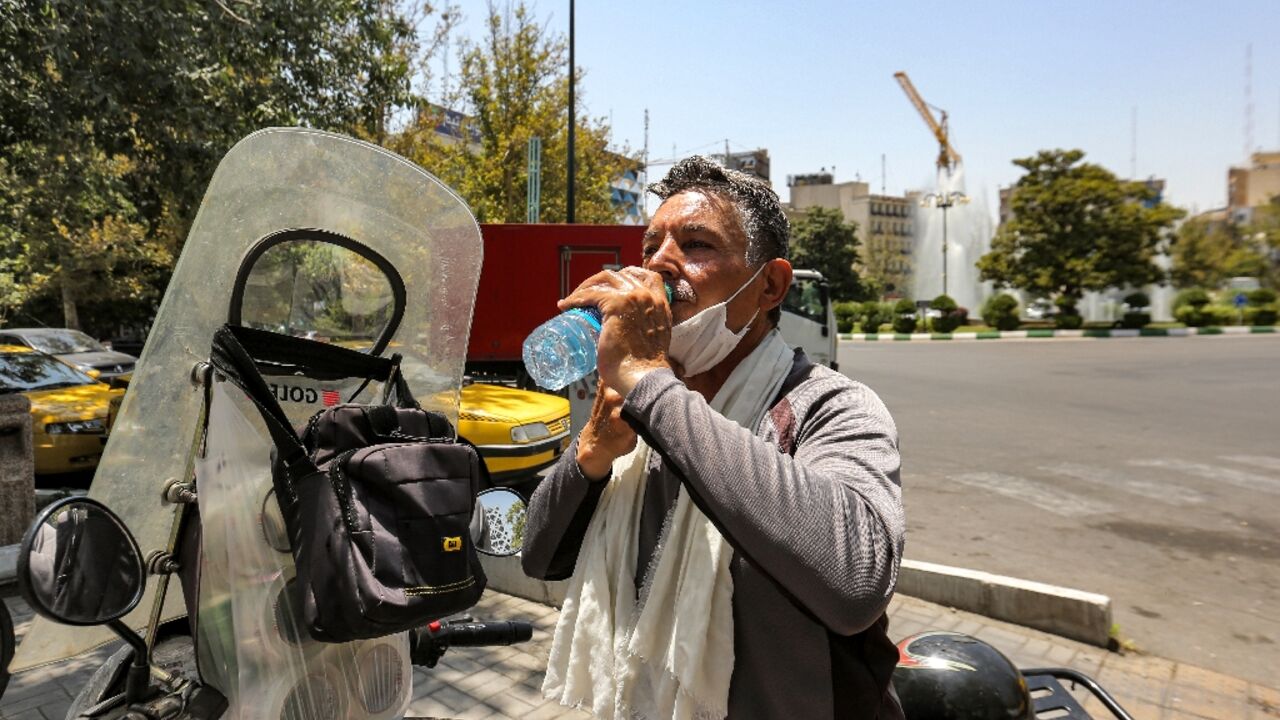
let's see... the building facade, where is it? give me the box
[716,149,771,183]
[1228,151,1280,223]
[788,175,916,295]
[610,165,646,225]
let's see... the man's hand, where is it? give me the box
[575,381,637,481]
[558,267,672,396]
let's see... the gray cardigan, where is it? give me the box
[523,353,906,719]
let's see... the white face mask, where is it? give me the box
[668,264,766,377]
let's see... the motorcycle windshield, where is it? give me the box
[197,381,412,719]
[12,128,483,673]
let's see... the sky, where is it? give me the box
[442,1,1280,218]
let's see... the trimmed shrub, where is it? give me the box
[834,301,859,333]
[1173,288,1211,310]
[1244,305,1278,326]
[1123,292,1150,309]
[981,294,1021,331]
[859,302,892,333]
[1054,312,1084,329]
[929,294,962,333]
[892,298,918,334]
[1120,312,1151,329]
[1176,303,1235,327]
[1247,288,1278,306]
[952,306,970,326]
[1052,295,1082,329]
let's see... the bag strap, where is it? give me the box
[209,326,318,484]
[377,354,421,409]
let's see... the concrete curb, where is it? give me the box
[840,325,1277,341]
[479,553,1113,648]
[896,559,1112,647]
[479,552,568,607]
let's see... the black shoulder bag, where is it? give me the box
[209,324,486,643]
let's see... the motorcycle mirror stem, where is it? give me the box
[107,619,152,704]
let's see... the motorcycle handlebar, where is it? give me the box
[410,619,533,668]
[437,620,533,647]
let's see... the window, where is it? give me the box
[782,277,828,323]
[0,352,97,392]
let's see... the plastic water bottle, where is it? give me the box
[522,307,603,390]
[523,286,671,391]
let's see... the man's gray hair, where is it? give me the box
[649,156,790,325]
[648,155,790,268]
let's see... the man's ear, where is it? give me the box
[759,259,793,313]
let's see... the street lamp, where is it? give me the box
[920,191,970,297]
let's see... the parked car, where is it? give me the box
[0,344,123,474]
[458,381,571,483]
[1024,299,1057,320]
[103,365,570,487]
[0,328,136,379]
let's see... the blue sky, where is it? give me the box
[445,1,1280,216]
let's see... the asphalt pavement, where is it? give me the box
[839,334,1280,687]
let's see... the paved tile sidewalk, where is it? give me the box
[5,589,1277,719]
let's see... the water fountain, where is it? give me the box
[912,164,994,315]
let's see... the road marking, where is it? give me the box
[1129,459,1280,495]
[1040,462,1209,505]
[949,472,1116,517]
[1221,455,1280,473]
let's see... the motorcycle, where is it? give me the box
[7,127,530,720]
[15,490,531,720]
[893,631,1135,720]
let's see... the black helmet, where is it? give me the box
[892,632,1034,720]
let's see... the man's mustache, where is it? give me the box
[667,279,696,303]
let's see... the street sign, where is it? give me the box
[1234,292,1248,309]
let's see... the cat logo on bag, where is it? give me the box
[443,536,463,552]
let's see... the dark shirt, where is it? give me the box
[524,352,906,719]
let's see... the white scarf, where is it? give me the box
[543,330,794,720]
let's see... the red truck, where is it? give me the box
[467,224,645,382]
[467,223,838,386]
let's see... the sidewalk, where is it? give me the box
[840,325,1278,342]
[4,589,1276,720]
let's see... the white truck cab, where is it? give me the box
[569,268,839,435]
[778,269,838,371]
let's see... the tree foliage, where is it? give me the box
[0,0,432,330]
[389,2,631,224]
[977,149,1184,304]
[1168,216,1267,289]
[1244,195,1280,289]
[789,207,866,301]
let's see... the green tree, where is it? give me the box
[977,149,1184,306]
[0,0,434,329]
[789,207,866,301]
[1243,195,1280,288]
[1169,216,1267,289]
[390,1,631,224]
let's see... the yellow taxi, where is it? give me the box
[101,362,570,484]
[0,345,123,474]
[458,382,571,482]
[330,339,572,482]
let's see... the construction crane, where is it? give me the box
[894,71,961,174]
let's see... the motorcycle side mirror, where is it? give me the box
[17,497,153,704]
[474,488,527,558]
[17,497,145,625]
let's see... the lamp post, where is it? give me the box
[920,191,969,297]
[566,0,576,223]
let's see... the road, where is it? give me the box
[840,334,1280,686]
